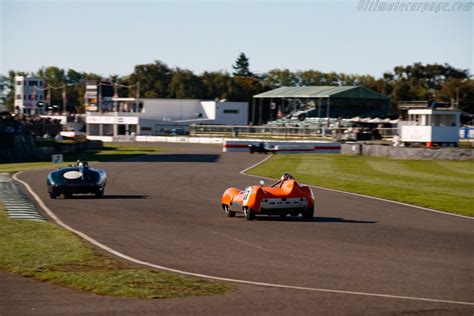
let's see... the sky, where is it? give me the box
[1,0,472,78]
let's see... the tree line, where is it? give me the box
[3,53,473,115]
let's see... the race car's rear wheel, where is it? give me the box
[223,205,236,217]
[243,207,255,220]
[49,191,58,199]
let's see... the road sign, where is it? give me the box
[52,154,63,163]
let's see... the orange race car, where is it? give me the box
[221,174,315,220]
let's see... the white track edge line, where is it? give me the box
[240,155,473,220]
[12,171,474,306]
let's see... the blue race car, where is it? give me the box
[47,160,107,199]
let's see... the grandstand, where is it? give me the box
[264,117,398,129]
[252,86,391,125]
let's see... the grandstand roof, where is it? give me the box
[253,86,389,100]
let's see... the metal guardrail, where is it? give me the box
[191,125,331,137]
[190,124,399,140]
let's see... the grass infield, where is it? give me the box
[248,154,474,217]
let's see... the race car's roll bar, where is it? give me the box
[271,173,295,188]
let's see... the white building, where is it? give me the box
[14,76,45,115]
[400,109,460,146]
[86,98,248,138]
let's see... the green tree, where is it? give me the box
[65,69,86,113]
[36,66,67,111]
[320,72,341,86]
[37,66,66,86]
[227,76,262,102]
[200,71,232,100]
[130,60,172,98]
[83,73,102,81]
[232,52,253,77]
[262,69,298,88]
[298,70,325,86]
[169,68,204,99]
[438,78,474,114]
[66,69,84,84]
[384,63,471,108]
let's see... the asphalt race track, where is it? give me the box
[2,143,473,315]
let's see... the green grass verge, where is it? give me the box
[0,144,166,174]
[0,143,230,298]
[0,208,231,298]
[248,154,474,217]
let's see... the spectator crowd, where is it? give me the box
[0,113,62,136]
